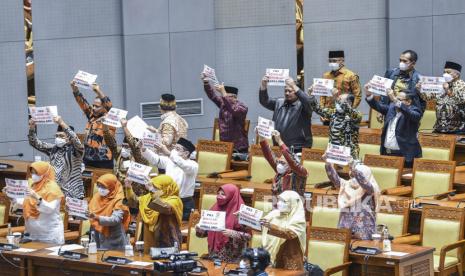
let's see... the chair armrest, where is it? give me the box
[438,240,465,271]
[0,223,8,229]
[313,181,333,189]
[383,186,412,196]
[433,190,456,200]
[448,193,465,201]
[217,170,249,180]
[324,262,352,276]
[393,234,420,245]
[359,120,369,127]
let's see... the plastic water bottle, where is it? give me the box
[125,233,134,257]
[383,228,391,252]
[88,231,97,254]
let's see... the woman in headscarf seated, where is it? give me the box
[5,161,64,244]
[323,153,380,240]
[88,174,131,250]
[260,190,306,270]
[125,175,183,254]
[195,184,251,263]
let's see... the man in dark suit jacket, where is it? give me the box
[365,84,422,168]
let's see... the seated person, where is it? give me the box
[258,130,307,198]
[88,174,130,250]
[125,175,183,254]
[5,161,64,244]
[260,190,306,270]
[239,247,271,276]
[324,153,380,240]
[195,184,251,263]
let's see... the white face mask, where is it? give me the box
[31,173,42,183]
[97,187,110,197]
[399,62,409,71]
[120,148,131,158]
[55,137,67,148]
[335,103,343,113]
[277,200,290,213]
[443,73,454,83]
[239,260,248,269]
[276,163,288,174]
[329,62,340,71]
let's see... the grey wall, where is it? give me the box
[2,0,465,160]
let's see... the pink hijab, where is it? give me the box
[207,184,244,252]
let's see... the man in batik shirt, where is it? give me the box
[418,61,465,134]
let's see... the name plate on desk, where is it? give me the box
[0,163,13,170]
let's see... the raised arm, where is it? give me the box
[259,76,277,111]
[266,223,298,240]
[71,81,92,119]
[274,132,307,177]
[28,120,53,155]
[259,140,277,172]
[365,84,389,115]
[54,116,84,157]
[148,197,175,215]
[141,147,169,169]
[223,97,248,120]
[202,74,223,108]
[325,163,341,189]
[92,83,112,112]
[352,167,374,195]
[103,123,118,160]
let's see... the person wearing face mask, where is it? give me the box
[71,80,115,169]
[417,61,465,134]
[310,50,361,125]
[28,116,85,199]
[258,130,307,200]
[103,118,152,197]
[195,184,251,262]
[324,154,380,240]
[377,49,425,123]
[201,73,249,153]
[239,247,271,276]
[309,88,362,158]
[140,137,198,221]
[259,76,317,151]
[88,174,131,250]
[4,161,64,244]
[259,190,306,270]
[146,94,188,152]
[125,175,183,253]
[365,84,422,168]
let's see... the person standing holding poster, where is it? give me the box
[258,130,307,198]
[417,61,465,134]
[71,80,115,169]
[365,84,422,168]
[201,73,249,153]
[5,162,64,244]
[309,89,362,159]
[88,174,131,250]
[312,50,361,125]
[323,153,380,240]
[259,76,316,151]
[28,116,85,199]
[147,94,188,152]
[195,184,251,263]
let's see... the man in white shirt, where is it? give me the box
[364,85,422,168]
[142,137,198,221]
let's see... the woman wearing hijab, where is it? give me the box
[5,161,64,244]
[88,174,130,250]
[324,153,380,240]
[260,190,306,270]
[125,175,183,253]
[195,184,251,263]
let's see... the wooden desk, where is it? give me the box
[0,159,31,187]
[349,240,434,276]
[0,241,52,276]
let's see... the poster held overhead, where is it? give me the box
[73,70,98,90]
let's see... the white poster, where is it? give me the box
[29,106,58,124]
[266,68,289,86]
[126,161,152,184]
[5,179,29,199]
[65,197,88,219]
[142,131,161,149]
[127,116,149,140]
[203,64,219,86]
[238,204,263,231]
[368,75,394,96]
[198,210,226,232]
[256,116,275,139]
[326,144,352,166]
[73,70,98,90]
[420,76,445,95]
[103,108,128,128]
[312,78,335,97]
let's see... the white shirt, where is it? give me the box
[384,102,403,150]
[142,149,198,198]
[14,198,64,244]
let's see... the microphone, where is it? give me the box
[0,153,24,158]
[412,192,456,208]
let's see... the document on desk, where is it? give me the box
[384,251,409,257]
[13,248,37,253]
[129,261,153,267]
[46,244,84,256]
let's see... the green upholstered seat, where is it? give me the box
[302,160,329,188]
[422,218,461,259]
[197,151,229,175]
[188,227,209,257]
[311,206,340,228]
[254,201,273,217]
[369,109,383,129]
[413,172,450,198]
[251,232,262,248]
[376,213,404,237]
[359,144,380,161]
[421,148,450,161]
[419,110,436,133]
[250,156,276,183]
[201,194,217,211]
[370,167,398,191]
[307,240,346,276]
[312,137,329,150]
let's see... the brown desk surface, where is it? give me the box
[0,159,30,174]
[350,240,434,263]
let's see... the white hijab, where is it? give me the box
[338,164,380,211]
